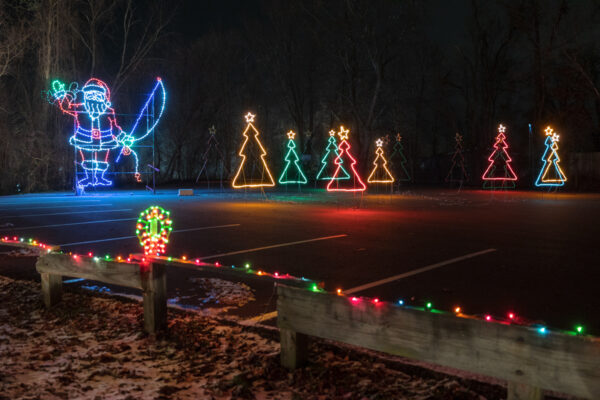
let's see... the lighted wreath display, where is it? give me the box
[136,206,172,255]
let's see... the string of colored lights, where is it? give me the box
[232,113,276,188]
[327,126,366,192]
[0,235,590,337]
[482,124,518,189]
[315,130,350,181]
[278,130,308,184]
[367,138,395,184]
[535,126,567,187]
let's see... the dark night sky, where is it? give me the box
[175,0,470,49]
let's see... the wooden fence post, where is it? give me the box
[280,328,308,369]
[40,272,62,307]
[141,262,167,334]
[507,382,543,400]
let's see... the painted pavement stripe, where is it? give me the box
[2,209,133,218]
[344,248,497,294]
[58,224,241,247]
[199,234,348,261]
[242,248,497,324]
[0,218,137,231]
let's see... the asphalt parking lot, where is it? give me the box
[0,188,598,334]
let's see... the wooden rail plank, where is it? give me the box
[35,253,167,334]
[277,284,600,399]
[36,253,143,290]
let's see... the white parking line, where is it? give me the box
[0,218,137,231]
[242,248,497,324]
[0,200,102,206]
[344,248,497,294]
[58,224,241,247]
[8,204,112,211]
[200,234,348,260]
[2,209,133,218]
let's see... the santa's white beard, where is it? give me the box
[85,101,107,119]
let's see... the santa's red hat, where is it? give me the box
[82,78,110,101]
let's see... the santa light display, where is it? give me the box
[49,77,165,190]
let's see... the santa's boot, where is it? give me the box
[94,161,112,186]
[78,161,95,188]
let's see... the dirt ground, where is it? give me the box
[0,275,505,400]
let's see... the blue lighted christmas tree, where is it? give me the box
[535,126,566,187]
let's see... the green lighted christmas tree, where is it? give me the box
[316,129,350,181]
[279,130,307,184]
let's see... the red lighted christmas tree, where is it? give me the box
[482,124,518,189]
[327,126,366,192]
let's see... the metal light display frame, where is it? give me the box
[389,133,411,183]
[195,125,229,190]
[445,133,469,183]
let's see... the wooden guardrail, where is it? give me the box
[277,284,600,400]
[36,253,166,334]
[0,238,315,335]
